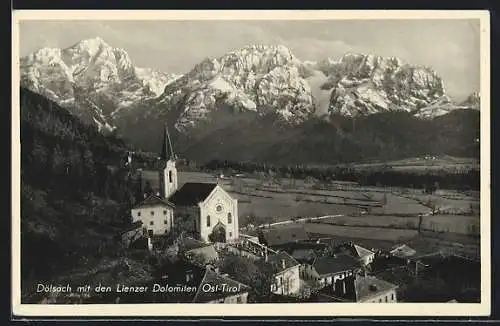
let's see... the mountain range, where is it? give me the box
[20,38,481,164]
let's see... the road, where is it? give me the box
[240,214,345,231]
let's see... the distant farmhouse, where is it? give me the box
[129,124,239,243]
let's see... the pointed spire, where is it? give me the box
[161,122,175,161]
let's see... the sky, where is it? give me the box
[19,19,480,101]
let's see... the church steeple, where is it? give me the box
[161,123,176,162]
[161,122,178,199]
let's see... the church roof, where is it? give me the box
[168,183,218,206]
[133,194,175,209]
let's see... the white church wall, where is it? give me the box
[163,160,178,198]
[199,186,239,243]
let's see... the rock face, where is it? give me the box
[314,53,451,118]
[20,37,180,132]
[156,45,315,132]
[460,92,480,110]
[20,38,479,160]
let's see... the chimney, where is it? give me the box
[281,259,286,270]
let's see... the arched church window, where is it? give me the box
[228,213,232,224]
[169,170,173,183]
[207,215,211,227]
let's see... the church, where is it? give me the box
[130,124,239,243]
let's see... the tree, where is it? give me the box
[208,225,226,243]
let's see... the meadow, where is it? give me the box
[178,170,480,255]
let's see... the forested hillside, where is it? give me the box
[177,109,480,165]
[20,87,140,287]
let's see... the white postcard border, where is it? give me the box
[11,9,491,317]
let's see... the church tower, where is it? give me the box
[161,123,178,199]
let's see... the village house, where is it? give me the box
[328,274,399,303]
[130,124,239,244]
[316,274,398,303]
[304,253,361,288]
[266,252,301,296]
[336,242,376,266]
[130,195,175,237]
[153,258,249,303]
[192,268,250,303]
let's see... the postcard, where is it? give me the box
[11,9,491,317]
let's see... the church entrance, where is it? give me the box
[208,222,226,243]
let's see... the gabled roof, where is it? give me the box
[312,253,360,276]
[291,248,317,263]
[192,269,249,303]
[168,183,218,206]
[353,244,375,258]
[354,275,398,302]
[336,242,374,259]
[390,244,417,258]
[266,251,300,274]
[261,226,310,247]
[185,245,219,267]
[133,194,175,209]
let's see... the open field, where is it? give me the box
[233,194,363,223]
[369,193,432,215]
[317,215,420,229]
[178,171,480,245]
[271,222,419,242]
[351,156,480,172]
[179,170,479,216]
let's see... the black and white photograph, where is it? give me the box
[12,10,490,317]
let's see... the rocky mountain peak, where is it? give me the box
[461,91,480,109]
[157,44,315,132]
[20,37,180,133]
[313,53,450,117]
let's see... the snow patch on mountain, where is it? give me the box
[316,53,451,118]
[20,37,179,132]
[156,45,315,132]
